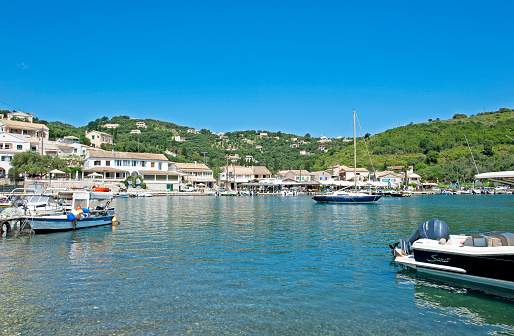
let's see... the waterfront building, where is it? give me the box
[311,170,336,183]
[0,132,31,177]
[173,162,215,189]
[85,130,114,148]
[218,165,254,190]
[339,167,370,182]
[374,171,403,188]
[84,149,180,191]
[136,122,147,128]
[250,166,271,180]
[276,170,312,182]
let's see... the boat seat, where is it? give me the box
[488,231,514,246]
[471,234,487,247]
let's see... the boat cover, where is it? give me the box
[400,218,450,254]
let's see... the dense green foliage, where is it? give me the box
[21,107,514,183]
[308,108,514,183]
[9,151,70,176]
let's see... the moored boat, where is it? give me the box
[3,191,116,234]
[313,109,381,204]
[313,190,381,203]
[390,218,514,290]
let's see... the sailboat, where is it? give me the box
[312,110,382,204]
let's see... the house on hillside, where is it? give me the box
[102,123,119,129]
[7,111,34,122]
[85,130,114,148]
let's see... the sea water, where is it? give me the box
[1,195,513,335]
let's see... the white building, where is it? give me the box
[85,130,114,148]
[83,150,180,191]
[173,162,215,189]
[218,165,254,189]
[0,132,31,177]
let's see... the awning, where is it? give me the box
[475,171,514,186]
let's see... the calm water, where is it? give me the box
[1,195,513,335]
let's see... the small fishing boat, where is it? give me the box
[92,185,110,192]
[1,191,116,234]
[390,218,514,291]
[115,193,130,198]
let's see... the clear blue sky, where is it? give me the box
[1,1,513,138]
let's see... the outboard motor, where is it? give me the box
[395,218,450,255]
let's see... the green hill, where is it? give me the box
[30,107,514,183]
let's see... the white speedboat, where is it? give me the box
[390,218,514,290]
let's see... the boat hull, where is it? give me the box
[24,213,115,233]
[313,195,382,203]
[413,248,514,282]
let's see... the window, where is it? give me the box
[151,162,155,168]
[123,160,130,166]
[17,145,22,150]
[105,161,111,166]
[94,160,101,166]
[158,163,162,170]
[4,145,9,149]
[132,160,137,167]
[141,161,146,167]
[91,135,95,139]
[116,160,122,166]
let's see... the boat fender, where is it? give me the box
[0,221,11,234]
[112,217,119,225]
[82,208,89,214]
[66,213,75,221]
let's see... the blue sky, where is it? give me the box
[1,1,513,138]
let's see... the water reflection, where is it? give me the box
[394,267,514,335]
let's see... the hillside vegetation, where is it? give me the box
[29,108,514,183]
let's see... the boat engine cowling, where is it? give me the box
[399,218,450,254]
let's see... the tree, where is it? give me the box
[9,152,69,176]
[426,150,439,165]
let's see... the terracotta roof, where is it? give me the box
[0,119,49,130]
[87,149,168,161]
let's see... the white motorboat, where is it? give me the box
[390,218,514,291]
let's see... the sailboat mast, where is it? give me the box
[353,109,357,191]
